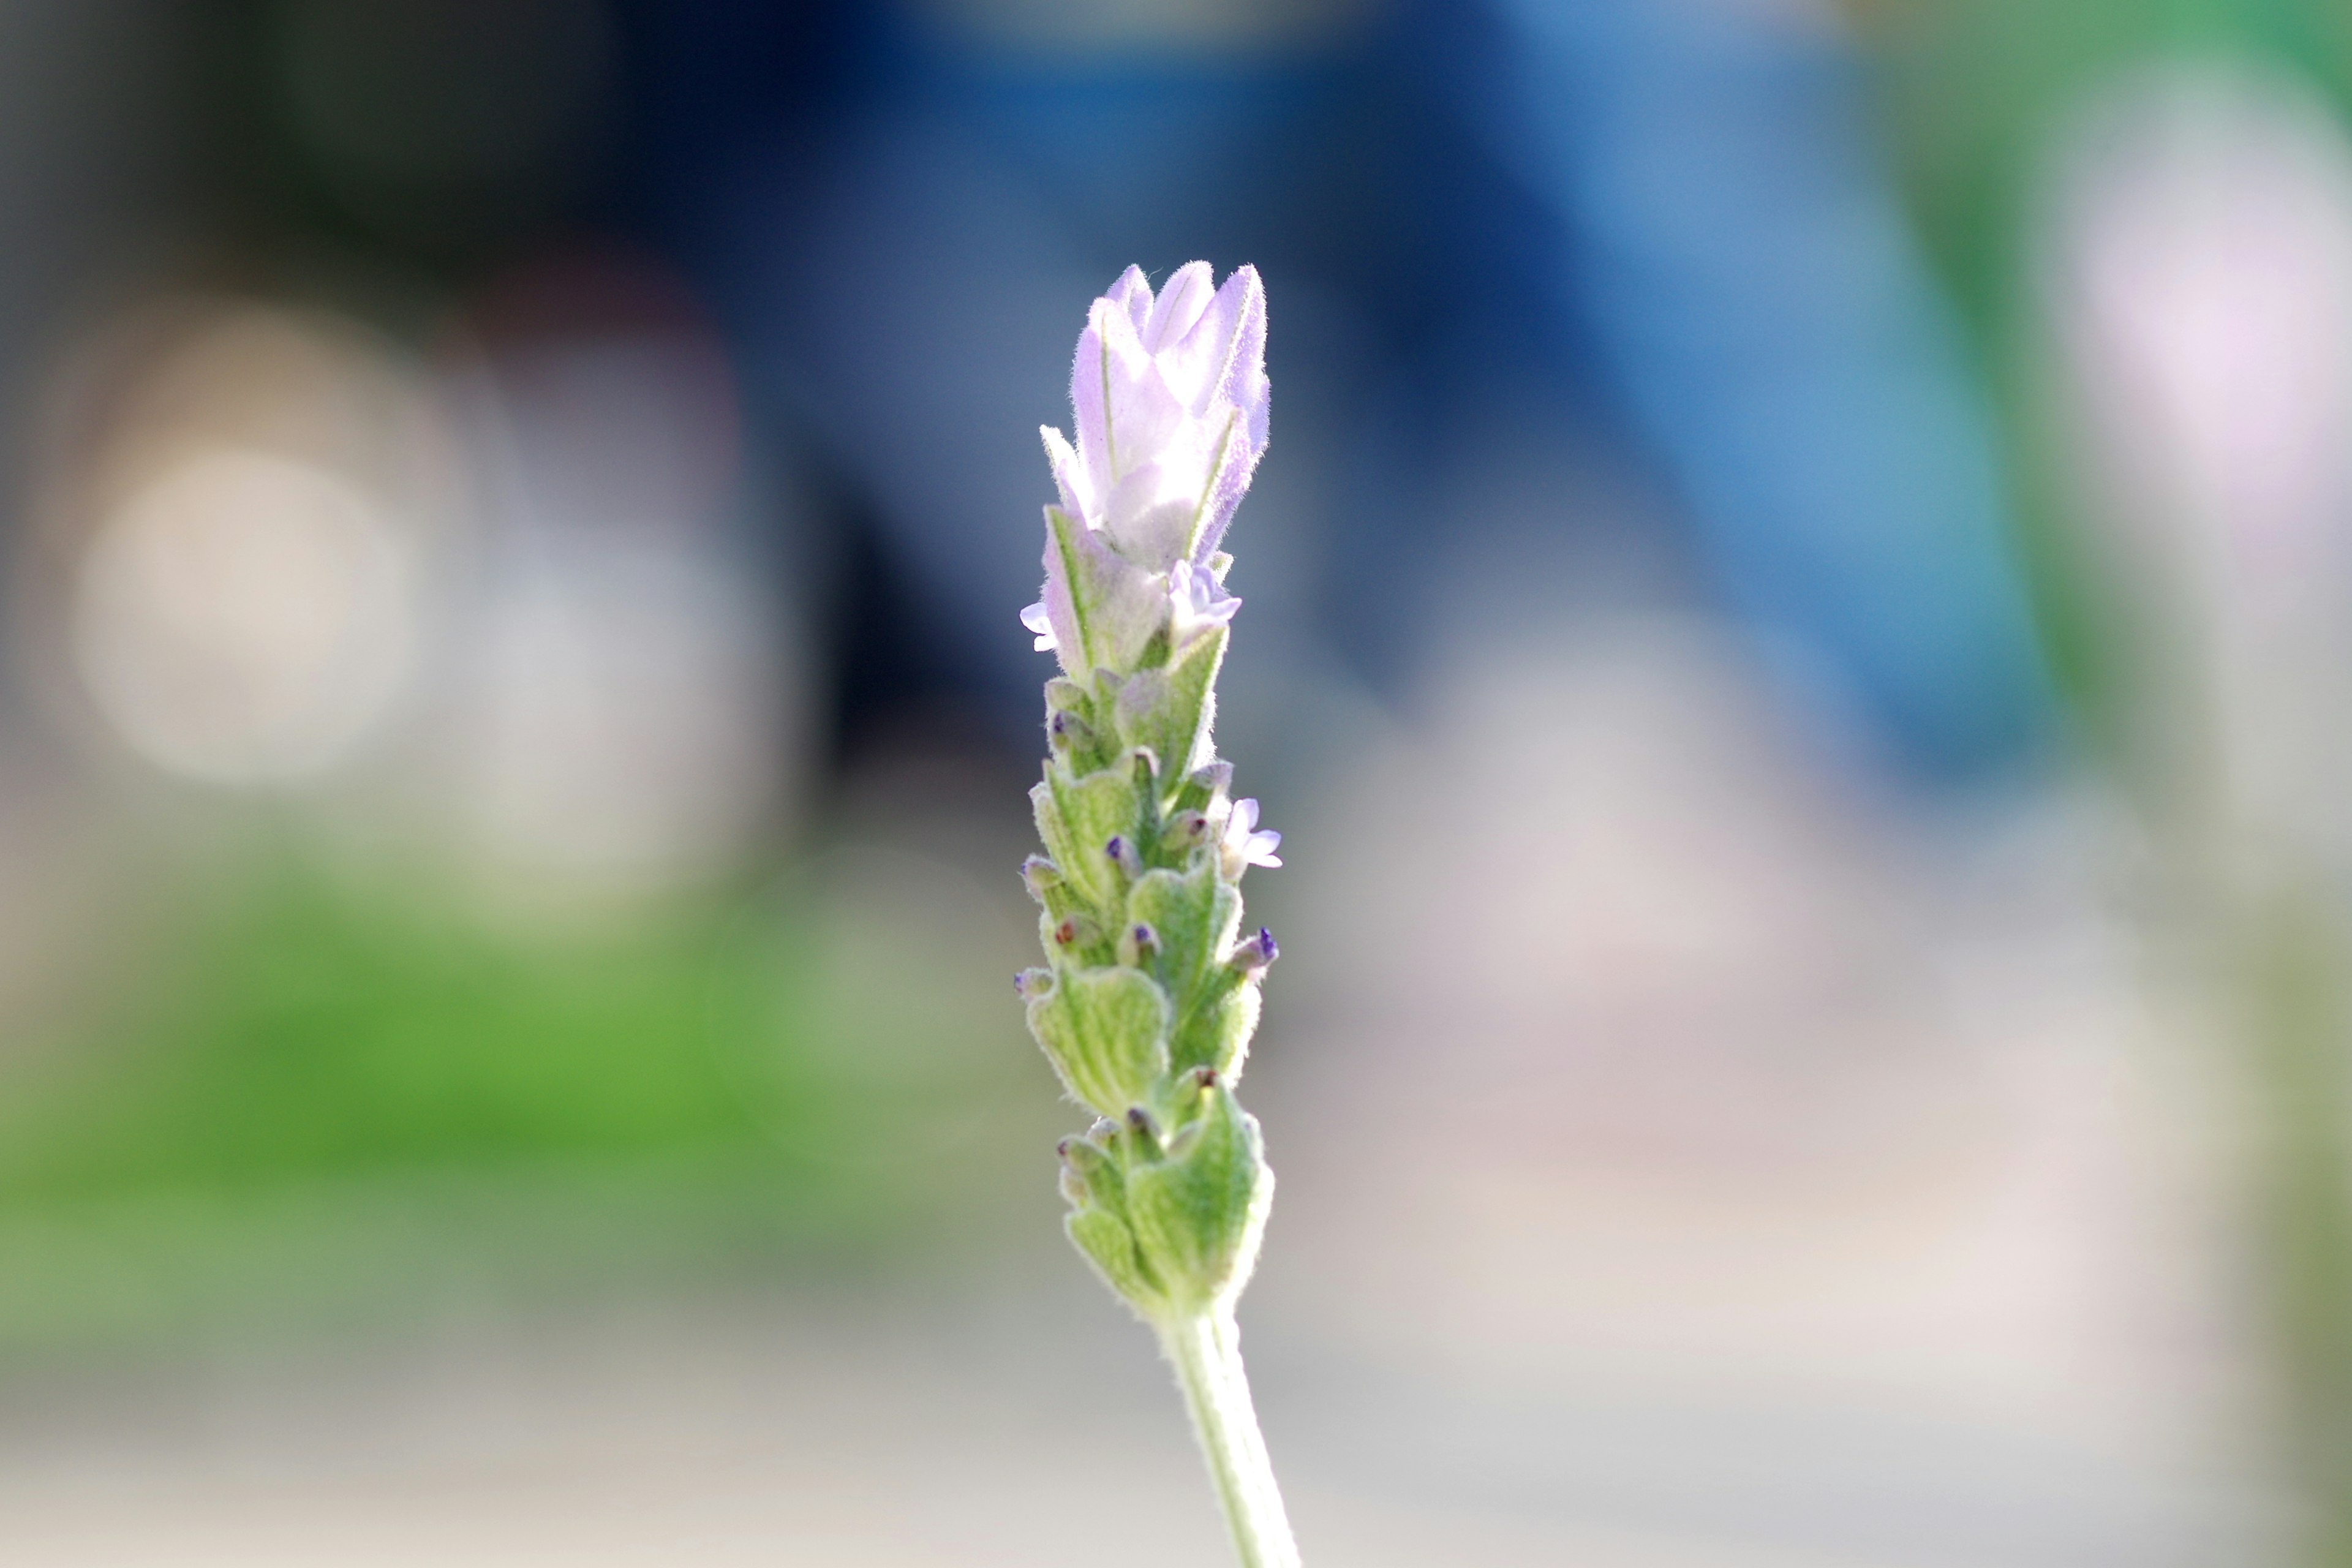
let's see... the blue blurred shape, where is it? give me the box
[1456,0,2054,778]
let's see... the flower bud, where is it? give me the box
[1049,707,1096,758]
[1043,909,1107,964]
[1020,856,1084,925]
[1229,926,1279,972]
[1104,835,1144,880]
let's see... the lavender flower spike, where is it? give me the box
[1015,266,1300,1567]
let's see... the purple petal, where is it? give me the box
[1069,303,1112,503]
[1040,425,1090,519]
[1103,464,1198,570]
[1091,303,1185,488]
[1188,407,1263,565]
[1214,266,1270,451]
[1144,262,1215,352]
[1164,267,1267,423]
[1106,265,1153,334]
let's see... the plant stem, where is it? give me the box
[1161,1308,1302,1568]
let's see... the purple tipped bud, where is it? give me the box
[1126,1106,1161,1145]
[1177,812,1212,845]
[1020,854,1061,895]
[1104,835,1143,877]
[1014,967,1054,999]
[1049,709,1095,754]
[1230,926,1279,972]
[1133,923,1157,954]
[1131,746,1159,785]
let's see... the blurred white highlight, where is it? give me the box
[437,269,793,890]
[458,534,777,883]
[72,448,416,786]
[2045,60,2352,855]
[2051,61,2352,573]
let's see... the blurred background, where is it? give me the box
[0,0,2348,1562]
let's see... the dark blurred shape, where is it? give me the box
[273,0,620,250]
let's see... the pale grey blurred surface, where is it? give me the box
[0,618,2286,1566]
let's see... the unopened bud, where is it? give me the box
[1120,921,1160,966]
[1229,926,1279,973]
[1104,835,1143,878]
[1049,709,1095,755]
[1044,677,1089,713]
[1014,967,1055,999]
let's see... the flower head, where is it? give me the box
[1031,263,1268,676]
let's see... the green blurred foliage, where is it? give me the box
[1862,0,2352,756]
[0,843,1050,1352]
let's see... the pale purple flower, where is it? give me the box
[1034,263,1268,675]
[1020,601,1057,652]
[1224,797,1282,870]
[1167,557,1242,647]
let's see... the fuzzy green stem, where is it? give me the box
[1161,1309,1301,1568]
